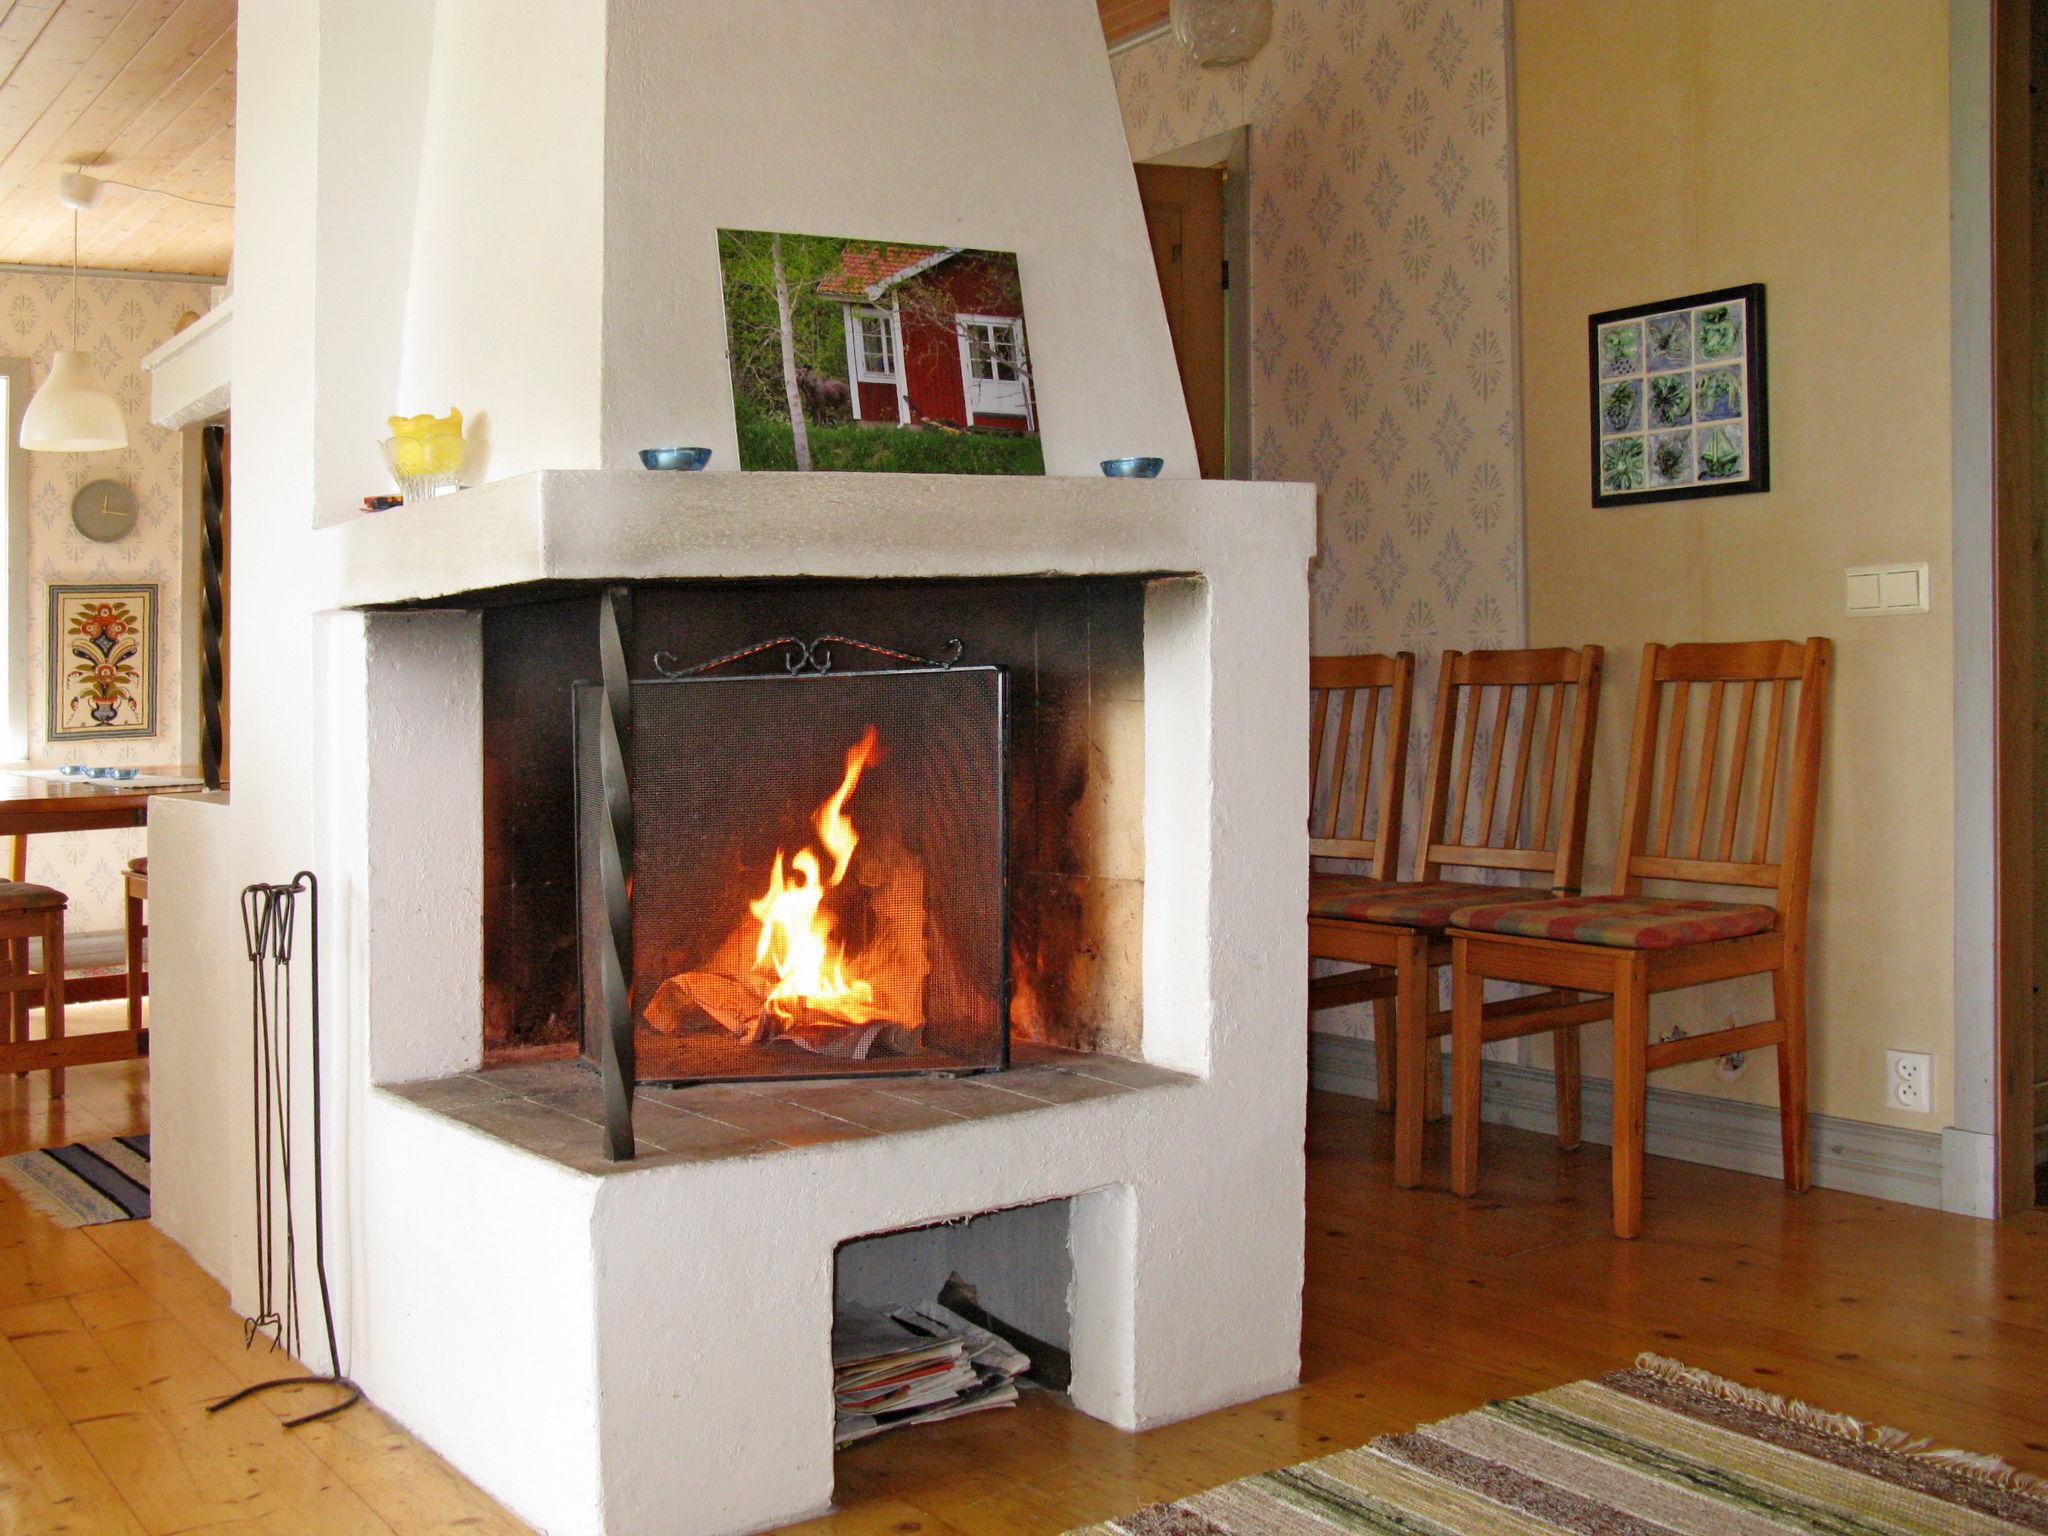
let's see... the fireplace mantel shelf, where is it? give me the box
[330,469,1316,610]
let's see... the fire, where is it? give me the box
[748,725,881,1024]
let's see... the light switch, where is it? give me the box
[1879,565,1923,610]
[1846,562,1930,616]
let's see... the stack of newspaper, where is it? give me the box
[832,1300,1031,1446]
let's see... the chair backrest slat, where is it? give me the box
[1652,681,1688,856]
[1684,681,1725,860]
[1751,678,1788,866]
[1414,646,1604,891]
[1715,679,1757,861]
[1613,639,1832,933]
[1309,652,1415,879]
[1347,687,1381,842]
[1502,682,1543,847]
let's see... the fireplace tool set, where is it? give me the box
[210,870,360,1428]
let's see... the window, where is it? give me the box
[962,319,1021,382]
[856,312,896,380]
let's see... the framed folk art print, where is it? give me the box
[1589,283,1768,506]
[48,583,159,741]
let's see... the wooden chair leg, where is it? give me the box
[1773,960,1811,1191]
[1369,994,1395,1112]
[1553,1025,1581,1151]
[5,936,23,1074]
[1449,940,1484,1197]
[1610,956,1648,1239]
[1390,934,1429,1187]
[125,889,146,1037]
[43,915,65,1099]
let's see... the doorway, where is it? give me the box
[1136,128,1250,478]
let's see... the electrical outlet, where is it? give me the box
[1886,1050,1931,1113]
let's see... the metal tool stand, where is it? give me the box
[211,871,361,1428]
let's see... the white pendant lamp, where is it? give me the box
[20,185,125,454]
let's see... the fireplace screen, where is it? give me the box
[575,658,1009,1084]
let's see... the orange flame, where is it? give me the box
[748,726,881,1023]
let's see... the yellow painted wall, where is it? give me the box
[1515,1,1953,1127]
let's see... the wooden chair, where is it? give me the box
[1447,638,1833,1237]
[125,856,148,1041]
[1307,653,1414,1108]
[1310,647,1609,1184]
[0,882,69,1096]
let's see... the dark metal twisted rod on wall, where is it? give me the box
[199,424,227,792]
[596,588,638,1160]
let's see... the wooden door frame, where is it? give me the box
[1973,0,2040,1215]
[1137,127,1252,478]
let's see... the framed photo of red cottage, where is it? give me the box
[717,229,1044,475]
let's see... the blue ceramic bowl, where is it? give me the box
[639,446,713,471]
[1101,456,1164,478]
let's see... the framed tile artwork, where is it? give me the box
[1589,283,1768,506]
[47,582,159,741]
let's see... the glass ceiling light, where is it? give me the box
[20,180,126,454]
[1169,0,1274,69]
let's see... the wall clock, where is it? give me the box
[71,479,138,543]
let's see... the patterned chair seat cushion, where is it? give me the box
[1447,895,1778,950]
[0,880,66,912]
[1309,874,1559,930]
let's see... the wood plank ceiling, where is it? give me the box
[0,0,235,278]
[1099,0,1170,47]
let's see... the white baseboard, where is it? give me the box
[1309,1031,1946,1210]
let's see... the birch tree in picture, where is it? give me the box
[771,231,813,472]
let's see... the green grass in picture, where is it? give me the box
[736,414,1046,475]
[1601,436,1646,492]
[1697,425,1744,481]
[1696,303,1741,360]
[1648,374,1692,428]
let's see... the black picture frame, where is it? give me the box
[1588,283,1768,507]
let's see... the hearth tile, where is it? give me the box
[387,1074,517,1114]
[628,1100,785,1159]
[871,1076,1042,1119]
[520,1080,611,1124]
[643,1083,869,1144]
[752,1082,969,1134]
[447,1095,621,1163]
[982,1067,1130,1105]
[1055,1054,1192,1090]
[473,1061,598,1097]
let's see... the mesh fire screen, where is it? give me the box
[575,664,1009,1084]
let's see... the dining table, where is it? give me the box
[0,765,211,1076]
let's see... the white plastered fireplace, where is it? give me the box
[142,5,1316,1535]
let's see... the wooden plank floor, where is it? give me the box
[2,1040,2044,1535]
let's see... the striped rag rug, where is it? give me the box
[0,1135,151,1227]
[1072,1355,2048,1535]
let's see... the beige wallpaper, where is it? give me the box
[1113,0,1527,1037]
[4,272,197,935]
[1517,1,1952,1129]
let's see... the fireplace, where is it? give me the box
[573,638,1010,1084]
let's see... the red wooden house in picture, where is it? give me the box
[820,245,1038,433]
